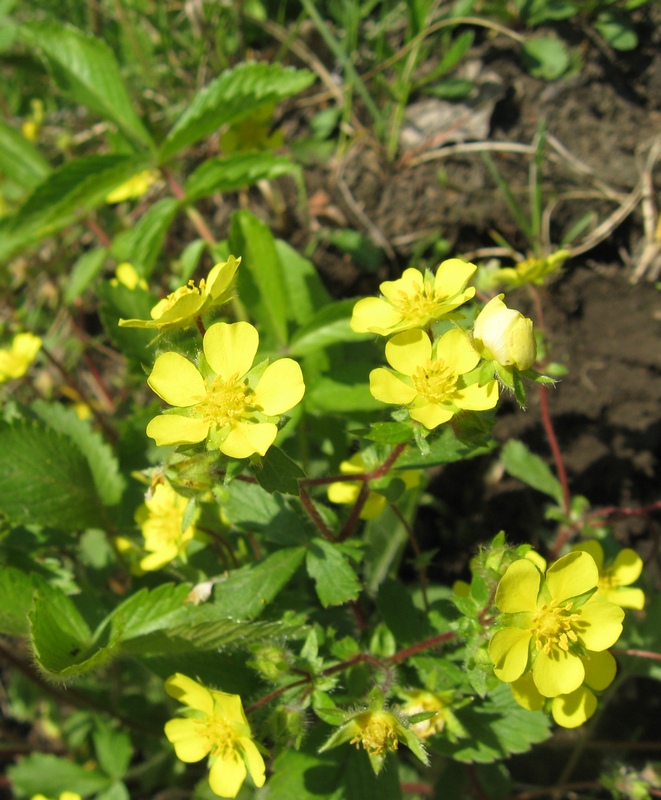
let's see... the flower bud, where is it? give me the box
[473,295,536,371]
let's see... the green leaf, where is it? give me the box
[110,197,180,278]
[269,728,402,800]
[32,401,125,506]
[230,209,289,346]
[18,21,154,150]
[160,62,314,161]
[93,719,132,779]
[224,479,309,546]
[0,567,46,636]
[289,299,373,356]
[0,422,107,530]
[363,422,413,445]
[395,427,495,469]
[209,547,306,619]
[306,539,361,607]
[521,36,570,80]
[108,583,193,644]
[276,239,332,326]
[376,579,432,646]
[0,154,151,263]
[305,375,382,414]
[0,117,51,190]
[185,151,298,202]
[7,753,111,797]
[164,617,303,651]
[501,439,563,504]
[594,10,637,51]
[255,445,305,495]
[64,246,108,304]
[435,683,551,762]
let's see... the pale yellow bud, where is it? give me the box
[473,294,536,370]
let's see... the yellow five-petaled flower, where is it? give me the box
[369,327,498,428]
[135,481,199,571]
[164,673,266,798]
[489,551,624,699]
[146,321,305,459]
[350,259,477,336]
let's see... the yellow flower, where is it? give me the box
[326,453,421,519]
[111,262,149,291]
[106,169,159,203]
[473,294,536,371]
[135,482,199,571]
[146,321,305,459]
[0,332,42,383]
[491,249,570,288]
[510,649,617,728]
[369,327,498,429]
[399,690,455,739]
[573,540,645,610]
[488,551,624,698]
[164,673,266,798]
[32,794,82,800]
[350,259,477,336]
[119,257,240,331]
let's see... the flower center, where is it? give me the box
[198,374,250,427]
[530,599,582,655]
[350,712,399,756]
[411,358,457,403]
[200,715,238,759]
[392,280,439,323]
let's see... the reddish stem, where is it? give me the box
[87,217,112,247]
[299,483,336,540]
[538,383,571,517]
[390,502,430,612]
[389,630,456,664]
[612,648,661,661]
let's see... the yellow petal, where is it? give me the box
[435,328,479,374]
[204,321,258,380]
[433,258,477,297]
[208,750,247,798]
[252,359,305,415]
[551,686,597,728]
[510,672,545,711]
[327,481,361,505]
[385,329,432,375]
[576,600,624,651]
[380,268,424,302]
[582,649,616,691]
[240,737,266,787]
[211,691,249,726]
[165,673,215,713]
[495,558,541,613]
[545,551,599,602]
[453,380,499,411]
[206,255,240,299]
[610,548,643,586]
[350,296,403,334]
[359,493,387,519]
[525,550,547,573]
[572,539,604,570]
[164,718,211,762]
[369,368,418,405]
[220,421,277,458]
[147,415,209,446]
[532,649,584,697]
[148,353,205,406]
[606,586,645,610]
[140,544,179,571]
[409,402,454,429]
[152,292,205,325]
[489,627,532,682]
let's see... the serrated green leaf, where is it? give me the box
[18,21,154,150]
[289,299,373,356]
[160,62,314,161]
[501,439,563,504]
[435,683,551,762]
[364,422,413,445]
[0,422,106,530]
[224,479,309,546]
[108,583,192,643]
[305,375,382,414]
[110,197,180,278]
[64,246,108,304]
[306,538,361,607]
[395,427,494,469]
[165,617,302,650]
[0,117,51,190]
[93,719,132,779]
[32,401,125,506]
[185,151,298,202]
[255,446,305,495]
[0,155,151,263]
[376,579,433,646]
[7,753,111,797]
[230,209,289,346]
[209,547,306,619]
